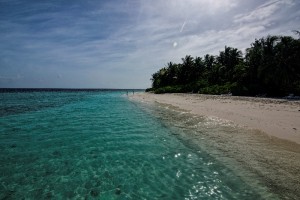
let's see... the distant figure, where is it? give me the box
[133,91,135,95]
[126,91,128,96]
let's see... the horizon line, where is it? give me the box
[0,88,146,91]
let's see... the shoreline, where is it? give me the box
[129,92,300,199]
[130,92,300,144]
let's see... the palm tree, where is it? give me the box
[166,62,178,86]
[178,55,194,84]
[217,46,243,83]
[274,36,300,93]
[257,36,279,93]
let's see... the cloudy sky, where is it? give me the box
[0,0,299,88]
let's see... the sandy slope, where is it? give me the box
[131,92,300,144]
[130,92,300,199]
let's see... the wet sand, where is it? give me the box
[130,92,300,199]
[131,93,300,144]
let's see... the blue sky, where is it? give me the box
[0,0,299,88]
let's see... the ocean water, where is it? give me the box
[0,90,277,199]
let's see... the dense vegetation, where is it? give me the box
[147,34,300,97]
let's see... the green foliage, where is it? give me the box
[199,83,234,95]
[149,33,300,97]
[145,88,154,92]
[153,85,184,94]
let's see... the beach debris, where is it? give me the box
[284,94,300,99]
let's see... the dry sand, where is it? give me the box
[130,92,300,199]
[131,92,300,144]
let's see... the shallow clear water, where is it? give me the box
[0,91,276,199]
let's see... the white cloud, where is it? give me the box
[140,0,238,18]
[234,0,295,23]
[0,0,299,88]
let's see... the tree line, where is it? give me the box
[147,34,300,97]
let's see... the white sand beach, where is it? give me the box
[130,92,300,199]
[131,92,300,144]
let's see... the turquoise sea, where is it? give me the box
[0,90,278,199]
